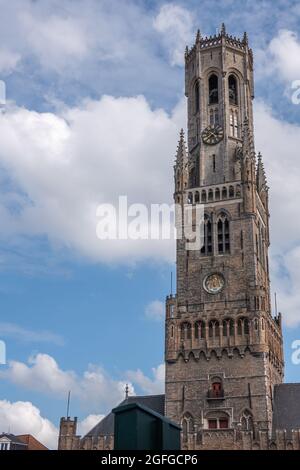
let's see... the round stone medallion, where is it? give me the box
[203,273,225,294]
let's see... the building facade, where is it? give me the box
[58,26,300,451]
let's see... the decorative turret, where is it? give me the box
[256,152,269,209]
[174,129,188,202]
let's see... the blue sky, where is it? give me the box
[0,0,300,448]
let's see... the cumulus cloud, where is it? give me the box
[0,399,58,449]
[153,4,195,66]
[0,322,64,345]
[0,399,109,448]
[77,413,104,436]
[0,353,165,413]
[145,300,165,322]
[126,363,165,395]
[0,354,132,413]
[0,96,184,265]
[268,30,300,82]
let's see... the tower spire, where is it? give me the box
[175,129,188,168]
[256,152,268,192]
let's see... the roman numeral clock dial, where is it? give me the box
[201,124,224,145]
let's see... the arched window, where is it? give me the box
[180,322,191,340]
[201,190,207,203]
[228,75,238,105]
[241,410,254,431]
[209,74,218,104]
[222,187,227,199]
[236,184,241,197]
[223,318,234,337]
[188,192,193,204]
[201,214,212,255]
[195,81,200,112]
[182,413,194,441]
[195,191,200,203]
[215,188,220,200]
[244,318,249,335]
[230,110,239,137]
[195,321,205,339]
[229,185,234,198]
[208,320,219,338]
[238,318,243,335]
[208,189,213,201]
[217,212,230,254]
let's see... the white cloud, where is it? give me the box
[0,353,131,413]
[77,413,104,437]
[0,322,64,345]
[153,4,195,66]
[0,399,109,449]
[126,363,165,395]
[145,300,165,322]
[0,399,58,449]
[0,353,165,414]
[268,30,300,81]
[0,96,184,266]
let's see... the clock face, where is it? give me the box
[203,273,225,294]
[201,124,224,145]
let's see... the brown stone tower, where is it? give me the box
[165,25,284,450]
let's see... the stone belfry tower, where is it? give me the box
[165,25,284,450]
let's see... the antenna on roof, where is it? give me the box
[66,390,71,418]
[125,384,129,399]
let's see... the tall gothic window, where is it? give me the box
[241,411,254,432]
[217,212,230,254]
[201,214,212,255]
[209,74,218,104]
[195,320,205,339]
[228,74,238,105]
[180,322,191,340]
[230,110,239,137]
